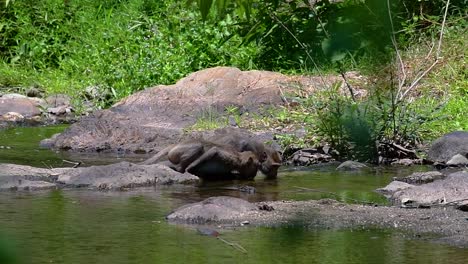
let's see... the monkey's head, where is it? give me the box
[259,147,282,178]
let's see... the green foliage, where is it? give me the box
[0,0,259,104]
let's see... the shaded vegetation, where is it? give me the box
[1,0,466,161]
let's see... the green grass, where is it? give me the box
[0,0,259,107]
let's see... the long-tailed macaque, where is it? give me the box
[141,132,282,179]
[186,147,259,180]
[209,133,282,179]
[141,139,259,180]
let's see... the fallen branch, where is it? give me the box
[63,159,82,168]
[217,237,248,254]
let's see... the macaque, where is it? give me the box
[141,132,282,179]
[210,133,282,179]
[141,139,259,179]
[186,147,259,180]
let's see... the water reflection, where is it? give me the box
[1,126,464,263]
[0,191,467,264]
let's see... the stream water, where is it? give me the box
[1,126,467,264]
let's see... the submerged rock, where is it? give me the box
[336,160,369,171]
[392,171,446,185]
[166,196,258,224]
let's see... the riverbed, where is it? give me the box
[1,126,467,263]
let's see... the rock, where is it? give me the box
[84,85,112,101]
[391,158,423,166]
[1,93,27,99]
[393,171,446,185]
[375,181,414,198]
[336,160,368,171]
[446,154,468,166]
[428,131,468,163]
[0,164,59,190]
[389,171,468,208]
[55,162,199,189]
[41,67,347,153]
[1,112,24,122]
[47,105,72,116]
[45,94,71,107]
[0,162,199,191]
[289,147,334,166]
[166,196,258,224]
[7,180,57,191]
[0,98,41,117]
[26,88,43,98]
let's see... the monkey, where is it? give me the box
[141,139,259,179]
[141,133,282,179]
[209,133,282,179]
[185,148,259,180]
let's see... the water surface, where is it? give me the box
[1,126,467,264]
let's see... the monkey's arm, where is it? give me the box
[185,147,239,175]
[139,145,173,165]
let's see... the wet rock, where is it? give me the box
[393,171,446,185]
[428,131,468,163]
[55,162,199,189]
[289,147,334,166]
[336,160,368,171]
[41,67,349,153]
[238,185,256,194]
[0,164,59,190]
[446,154,468,166]
[375,181,414,198]
[391,158,425,166]
[388,171,468,208]
[8,180,57,191]
[166,196,258,224]
[0,162,199,191]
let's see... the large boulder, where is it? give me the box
[428,131,468,163]
[166,196,258,224]
[0,162,198,191]
[41,67,347,153]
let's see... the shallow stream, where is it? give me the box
[1,126,467,263]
